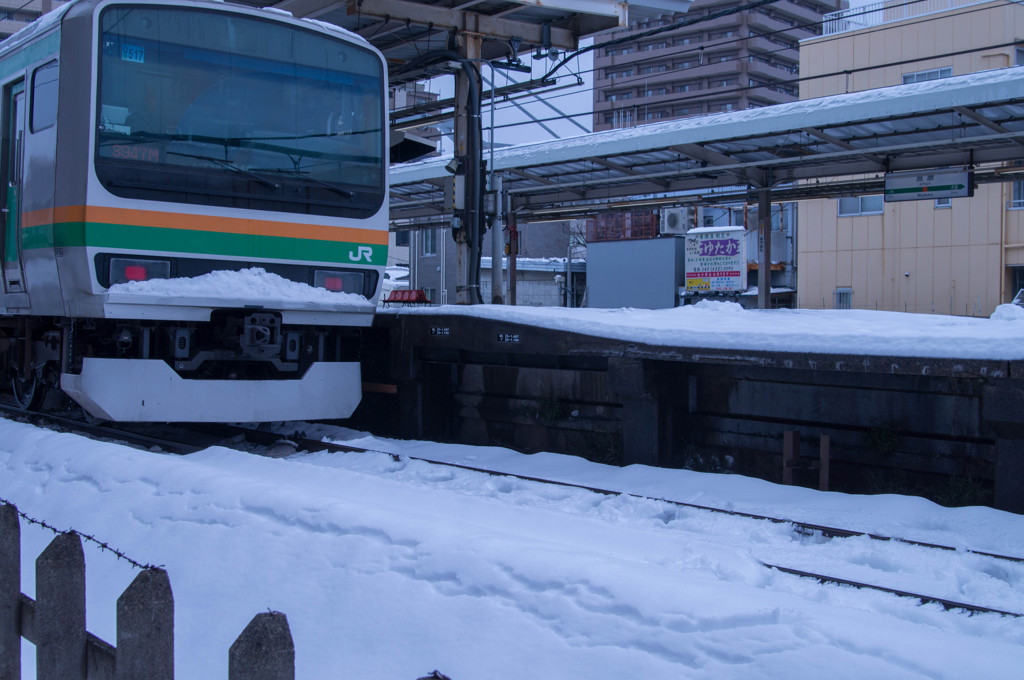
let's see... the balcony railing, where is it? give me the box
[823,0,990,36]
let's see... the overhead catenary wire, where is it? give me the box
[394,0,949,133]
[437,0,1021,134]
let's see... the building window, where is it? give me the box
[838,195,884,216]
[675,60,693,70]
[834,287,853,309]
[902,67,952,84]
[1010,180,1024,209]
[1017,47,1024,66]
[607,91,633,102]
[608,68,632,79]
[644,87,668,96]
[395,231,410,247]
[1013,267,1024,298]
[422,229,437,256]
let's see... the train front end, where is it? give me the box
[48,0,388,421]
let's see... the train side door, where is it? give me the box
[1,80,27,299]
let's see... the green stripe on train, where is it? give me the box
[23,221,388,266]
[0,32,61,81]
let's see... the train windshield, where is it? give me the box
[95,6,385,218]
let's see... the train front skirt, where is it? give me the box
[61,359,361,423]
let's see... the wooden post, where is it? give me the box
[0,504,19,680]
[819,434,831,491]
[229,612,294,680]
[782,430,800,485]
[37,532,87,680]
[117,569,174,680]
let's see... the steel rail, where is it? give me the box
[4,407,1022,618]
[764,562,1024,618]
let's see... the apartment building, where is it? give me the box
[0,0,63,41]
[592,0,843,131]
[799,0,1024,315]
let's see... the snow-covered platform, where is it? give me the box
[364,303,1024,513]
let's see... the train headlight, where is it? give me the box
[110,257,171,284]
[314,269,365,294]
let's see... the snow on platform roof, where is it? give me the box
[393,66,1024,185]
[390,66,1024,222]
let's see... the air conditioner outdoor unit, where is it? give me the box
[660,207,689,234]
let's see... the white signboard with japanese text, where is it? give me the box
[684,226,747,293]
[883,168,973,202]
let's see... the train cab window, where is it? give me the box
[94,6,385,219]
[31,61,58,132]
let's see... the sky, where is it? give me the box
[4,294,1024,678]
[421,39,596,155]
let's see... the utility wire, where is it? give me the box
[474,0,1024,132]
[406,0,911,130]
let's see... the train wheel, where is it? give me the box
[11,371,45,411]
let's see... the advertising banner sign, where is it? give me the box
[684,226,746,292]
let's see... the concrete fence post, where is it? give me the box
[37,532,87,680]
[116,568,174,680]
[3,504,298,679]
[229,611,295,680]
[0,504,20,680]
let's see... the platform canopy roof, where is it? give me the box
[267,0,691,86]
[388,67,1024,224]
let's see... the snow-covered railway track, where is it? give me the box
[221,424,1024,619]
[254,426,1024,564]
[4,406,1021,619]
[763,563,1023,618]
[0,402,208,454]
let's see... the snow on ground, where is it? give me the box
[384,299,1024,360]
[2,417,1023,679]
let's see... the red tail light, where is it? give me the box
[124,265,148,281]
[323,276,343,291]
[109,257,171,285]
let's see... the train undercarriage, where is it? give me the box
[1,313,364,421]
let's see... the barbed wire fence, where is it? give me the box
[0,496,160,571]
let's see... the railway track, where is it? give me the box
[3,402,1021,619]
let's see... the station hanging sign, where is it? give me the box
[684,226,746,293]
[883,168,973,202]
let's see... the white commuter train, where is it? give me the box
[0,0,389,421]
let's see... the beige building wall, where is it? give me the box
[798,0,1024,315]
